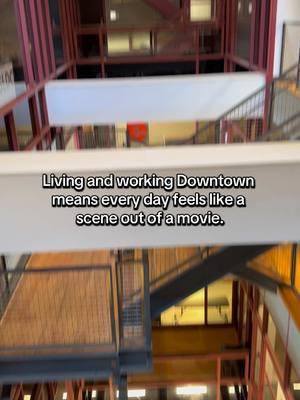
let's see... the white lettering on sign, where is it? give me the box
[0,63,14,92]
[0,63,16,107]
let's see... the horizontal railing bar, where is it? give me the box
[0,264,111,274]
[154,351,249,362]
[149,248,211,289]
[0,342,115,353]
[0,351,119,363]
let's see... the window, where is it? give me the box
[190,0,212,21]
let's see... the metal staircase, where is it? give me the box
[184,62,300,145]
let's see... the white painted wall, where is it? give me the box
[0,143,300,253]
[274,0,300,76]
[0,82,32,129]
[264,290,300,378]
[45,73,265,126]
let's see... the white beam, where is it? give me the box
[45,73,265,126]
[0,142,300,253]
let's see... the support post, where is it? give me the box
[118,375,128,400]
[4,112,19,151]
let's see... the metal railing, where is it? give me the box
[0,265,115,356]
[182,62,300,146]
[118,247,221,303]
[0,256,151,358]
[116,252,151,349]
[62,62,300,151]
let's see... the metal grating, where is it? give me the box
[0,266,115,356]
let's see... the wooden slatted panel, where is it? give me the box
[249,245,292,284]
[148,247,200,291]
[295,244,300,295]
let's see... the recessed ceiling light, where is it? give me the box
[91,391,97,399]
[229,386,235,394]
[110,10,117,21]
[176,386,207,395]
[116,390,146,398]
[62,393,67,400]
[24,396,31,400]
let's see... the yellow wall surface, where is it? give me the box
[149,121,196,145]
[129,325,239,384]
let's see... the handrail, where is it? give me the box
[176,61,300,145]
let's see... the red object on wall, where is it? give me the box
[127,123,148,142]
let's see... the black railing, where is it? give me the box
[184,62,300,146]
[0,256,151,358]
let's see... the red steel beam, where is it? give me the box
[76,53,223,66]
[43,0,57,74]
[143,0,179,19]
[28,95,42,150]
[28,0,45,81]
[35,0,50,78]
[0,61,73,118]
[258,0,267,69]
[4,112,19,151]
[14,0,35,84]
[249,0,257,65]
[266,0,278,81]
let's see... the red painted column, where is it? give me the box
[14,0,35,84]
[4,112,19,151]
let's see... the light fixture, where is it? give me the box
[228,386,235,394]
[176,386,207,395]
[110,10,118,21]
[62,393,67,400]
[238,1,242,13]
[248,2,252,14]
[294,383,300,391]
[24,396,31,400]
[116,389,146,398]
[91,391,97,399]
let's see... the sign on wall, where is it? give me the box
[0,62,16,108]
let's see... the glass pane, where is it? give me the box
[107,33,130,54]
[49,0,64,66]
[0,0,25,86]
[207,279,232,324]
[267,313,286,372]
[263,382,274,400]
[291,363,300,398]
[221,357,246,380]
[132,32,151,53]
[191,0,212,21]
[160,288,205,326]
[265,351,281,396]
[255,327,262,384]
[106,0,174,27]
[14,100,33,150]
[235,0,251,60]
[79,35,100,58]
[259,292,264,322]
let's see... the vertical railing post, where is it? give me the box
[118,375,128,400]
[267,81,275,132]
[291,244,297,292]
[142,250,152,348]
[216,356,221,400]
[0,256,10,298]
[4,112,19,151]
[296,49,300,89]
